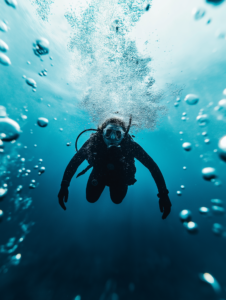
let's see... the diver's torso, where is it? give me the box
[86,133,136,185]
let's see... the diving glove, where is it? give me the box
[58,182,69,211]
[157,190,172,220]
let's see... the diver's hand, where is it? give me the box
[58,186,69,211]
[158,194,172,220]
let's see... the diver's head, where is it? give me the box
[99,117,126,148]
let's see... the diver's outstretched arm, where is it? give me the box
[133,141,172,219]
[58,142,88,210]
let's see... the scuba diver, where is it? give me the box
[58,117,172,219]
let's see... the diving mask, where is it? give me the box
[103,124,125,147]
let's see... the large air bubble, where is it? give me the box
[0,53,11,66]
[33,38,49,56]
[0,39,9,52]
[5,0,17,9]
[201,167,217,181]
[0,117,21,141]
[184,94,199,105]
[218,135,226,162]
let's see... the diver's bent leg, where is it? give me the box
[109,183,128,204]
[86,171,105,203]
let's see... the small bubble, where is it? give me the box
[204,138,210,144]
[212,223,224,236]
[177,190,182,196]
[26,78,36,88]
[182,142,192,151]
[0,21,8,32]
[212,205,225,215]
[192,8,205,20]
[174,102,179,107]
[59,128,63,131]
[199,207,209,214]
[183,166,187,170]
[0,210,4,221]
[39,166,45,174]
[196,114,209,127]
[37,117,49,128]
[179,210,192,222]
[185,221,199,234]
[181,185,185,189]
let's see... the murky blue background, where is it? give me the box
[0,0,226,299]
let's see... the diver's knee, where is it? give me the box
[110,193,125,204]
[86,194,99,203]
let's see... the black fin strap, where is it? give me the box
[76,165,93,178]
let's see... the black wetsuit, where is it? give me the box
[61,132,168,204]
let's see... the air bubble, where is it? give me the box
[5,0,17,9]
[0,39,9,52]
[212,205,225,215]
[0,210,4,222]
[0,187,8,199]
[218,135,226,162]
[0,53,11,66]
[202,167,217,181]
[0,21,8,32]
[211,199,224,206]
[184,94,199,105]
[177,191,182,196]
[26,78,37,88]
[179,210,192,222]
[33,38,49,56]
[39,166,45,174]
[184,221,199,234]
[212,223,224,236]
[199,207,209,214]
[182,142,192,151]
[0,117,20,141]
[37,117,49,128]
[192,8,205,20]
[196,114,209,127]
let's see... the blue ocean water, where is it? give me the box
[0,0,226,299]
